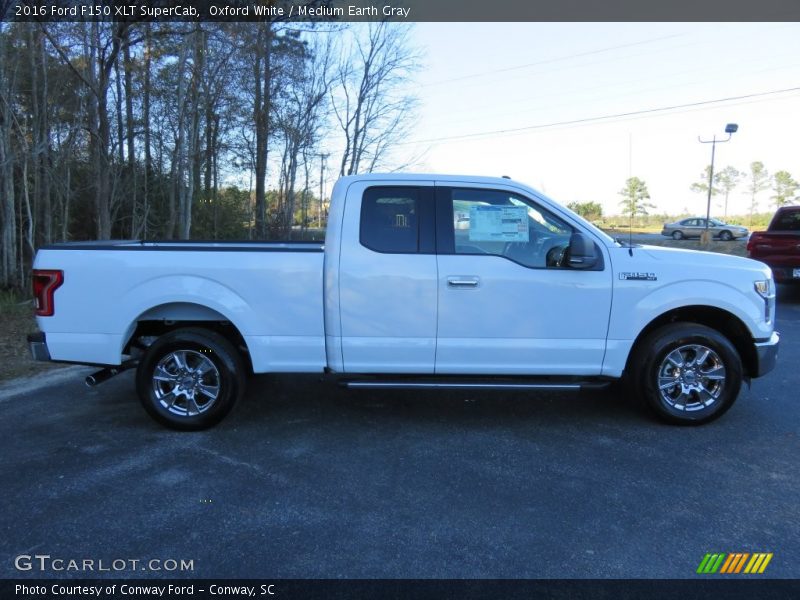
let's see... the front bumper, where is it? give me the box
[753,331,780,378]
[27,332,51,362]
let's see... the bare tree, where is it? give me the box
[333,23,419,177]
[275,35,332,235]
[0,18,17,287]
[142,22,153,237]
[0,21,422,290]
[44,21,134,239]
[252,22,274,239]
[27,24,52,246]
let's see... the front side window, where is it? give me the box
[449,188,574,268]
[360,187,419,253]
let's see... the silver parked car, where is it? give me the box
[661,217,749,241]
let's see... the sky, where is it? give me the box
[386,22,800,219]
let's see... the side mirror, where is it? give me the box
[567,232,599,269]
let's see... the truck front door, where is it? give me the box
[435,185,613,375]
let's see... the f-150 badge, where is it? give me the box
[619,272,657,281]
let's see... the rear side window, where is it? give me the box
[360,187,419,253]
[772,209,800,231]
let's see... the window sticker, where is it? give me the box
[468,205,529,242]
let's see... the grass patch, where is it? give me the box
[603,225,664,234]
[637,238,748,257]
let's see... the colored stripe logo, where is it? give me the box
[697,553,773,574]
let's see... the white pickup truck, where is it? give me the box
[28,174,779,429]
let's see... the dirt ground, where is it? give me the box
[0,300,61,382]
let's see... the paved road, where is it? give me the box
[2,288,798,580]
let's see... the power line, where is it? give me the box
[419,23,794,92]
[421,33,686,87]
[400,86,800,146]
[424,57,800,128]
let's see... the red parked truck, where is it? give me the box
[747,206,800,282]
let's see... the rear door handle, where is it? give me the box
[447,277,480,288]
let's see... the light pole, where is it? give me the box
[698,123,738,243]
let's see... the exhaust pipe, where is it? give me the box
[85,360,137,387]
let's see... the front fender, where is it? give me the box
[602,279,765,378]
[621,279,763,340]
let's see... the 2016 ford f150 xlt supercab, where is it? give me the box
[28,174,779,429]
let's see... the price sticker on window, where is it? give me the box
[468,206,529,242]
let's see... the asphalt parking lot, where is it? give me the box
[1,287,799,581]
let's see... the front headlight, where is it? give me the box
[754,279,772,298]
[755,279,774,323]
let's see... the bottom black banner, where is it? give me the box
[2,579,800,600]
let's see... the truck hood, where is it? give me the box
[637,244,771,277]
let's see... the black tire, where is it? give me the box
[719,230,732,241]
[672,230,683,240]
[136,328,246,430]
[629,323,742,425]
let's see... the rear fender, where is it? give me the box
[120,275,251,357]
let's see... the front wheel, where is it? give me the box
[136,328,246,430]
[630,323,742,425]
[719,230,733,241]
[672,230,683,240]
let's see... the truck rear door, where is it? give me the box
[335,180,438,373]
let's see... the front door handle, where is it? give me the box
[447,277,480,288]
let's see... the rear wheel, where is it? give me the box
[136,328,245,430]
[629,323,742,425]
[672,230,683,240]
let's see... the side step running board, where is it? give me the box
[344,380,610,391]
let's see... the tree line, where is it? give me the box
[0,18,419,289]
[569,162,798,225]
[689,162,798,221]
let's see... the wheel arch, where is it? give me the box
[626,305,757,378]
[122,302,253,373]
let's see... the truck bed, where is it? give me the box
[42,239,325,252]
[33,240,327,371]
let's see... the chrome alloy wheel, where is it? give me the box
[657,344,726,411]
[151,350,221,416]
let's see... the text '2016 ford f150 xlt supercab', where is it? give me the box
[28,174,779,430]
